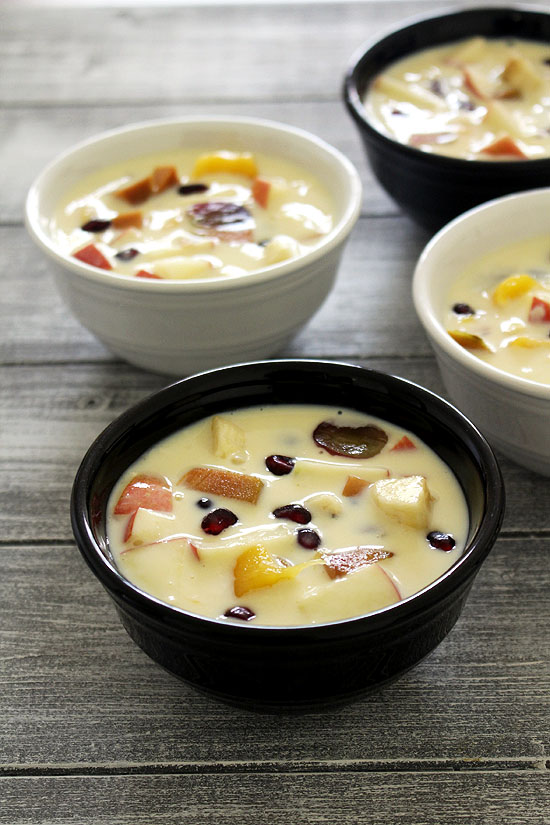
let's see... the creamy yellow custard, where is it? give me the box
[52,148,334,280]
[445,234,550,384]
[107,405,468,626]
[365,36,550,160]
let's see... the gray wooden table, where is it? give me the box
[1,2,549,823]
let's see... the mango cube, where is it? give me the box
[234,545,313,597]
[507,336,550,349]
[448,330,489,351]
[192,151,258,179]
[492,273,539,306]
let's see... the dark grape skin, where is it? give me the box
[265,454,295,476]
[178,183,209,196]
[201,508,238,535]
[81,218,112,233]
[427,531,456,552]
[196,497,212,509]
[114,247,140,261]
[224,605,256,621]
[452,303,475,316]
[297,529,321,550]
[272,504,311,524]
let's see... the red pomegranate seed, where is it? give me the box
[201,507,238,535]
[297,529,321,550]
[265,454,295,475]
[224,605,256,621]
[272,504,311,524]
[427,531,456,552]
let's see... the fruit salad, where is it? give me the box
[52,148,334,280]
[107,405,468,626]
[445,233,550,384]
[364,36,550,160]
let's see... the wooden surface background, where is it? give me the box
[1,2,548,823]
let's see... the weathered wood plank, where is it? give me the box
[0,218,432,365]
[0,538,548,769]
[0,102,393,224]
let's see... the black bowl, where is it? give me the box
[344,5,550,231]
[71,360,505,711]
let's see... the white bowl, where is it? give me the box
[25,116,362,375]
[413,187,550,476]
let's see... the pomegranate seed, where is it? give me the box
[265,454,295,475]
[427,531,456,552]
[272,504,311,524]
[201,508,238,535]
[224,605,256,621]
[178,183,209,196]
[81,219,112,233]
[453,303,475,315]
[197,497,212,509]
[115,247,140,261]
[297,529,321,550]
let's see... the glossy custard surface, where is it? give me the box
[52,148,334,280]
[364,36,550,160]
[445,234,550,385]
[107,405,468,626]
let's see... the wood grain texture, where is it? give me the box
[1,2,549,822]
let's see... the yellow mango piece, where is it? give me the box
[233,545,317,597]
[448,330,489,351]
[492,274,539,306]
[507,336,550,349]
[192,151,258,179]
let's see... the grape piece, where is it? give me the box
[313,421,388,458]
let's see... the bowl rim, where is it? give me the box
[343,3,550,171]
[25,114,362,293]
[412,186,550,401]
[70,358,505,638]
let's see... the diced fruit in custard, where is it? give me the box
[73,243,112,270]
[427,531,456,552]
[272,504,311,524]
[371,475,432,529]
[262,235,301,265]
[528,296,550,323]
[181,466,264,504]
[453,302,475,315]
[502,55,541,92]
[111,211,143,229]
[374,75,446,110]
[298,562,400,622]
[448,329,489,350]
[114,474,173,515]
[152,257,213,279]
[211,415,246,460]
[115,247,140,261]
[481,136,527,159]
[297,528,321,550]
[187,201,254,240]
[81,218,111,233]
[462,66,492,98]
[201,507,238,535]
[150,165,179,194]
[115,176,153,205]
[342,475,370,497]
[192,151,258,179]
[252,177,271,208]
[492,273,539,305]
[178,183,209,196]
[507,335,550,348]
[123,507,177,544]
[135,269,162,279]
[448,37,485,65]
[305,492,343,517]
[233,545,315,597]
[224,605,255,621]
[321,545,394,579]
[294,460,387,493]
[390,435,416,451]
[313,420,388,458]
[265,454,295,475]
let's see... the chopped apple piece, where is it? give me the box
[122,507,177,545]
[449,37,486,65]
[135,269,162,279]
[294,459,388,496]
[234,545,317,597]
[181,466,264,504]
[371,475,432,529]
[482,102,520,136]
[115,176,153,205]
[114,473,173,515]
[150,165,179,194]
[321,545,394,579]
[390,435,416,451]
[463,66,492,99]
[374,75,446,110]
[111,211,143,229]
[502,55,541,92]
[481,135,527,159]
[263,235,301,265]
[152,256,214,279]
[211,415,246,460]
[298,563,400,622]
[448,329,489,350]
[492,273,539,305]
[528,296,550,323]
[192,151,258,179]
[252,177,271,208]
[342,475,370,497]
[73,243,111,270]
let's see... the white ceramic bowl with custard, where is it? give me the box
[413,187,550,476]
[25,116,362,375]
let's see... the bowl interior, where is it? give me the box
[73,361,504,623]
